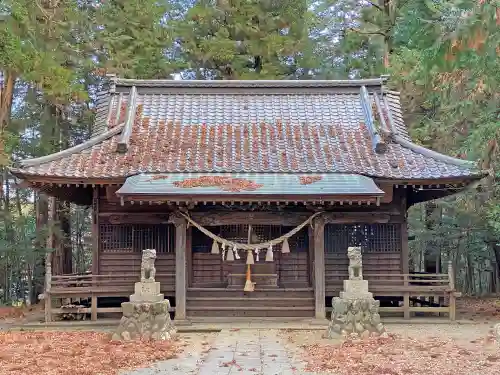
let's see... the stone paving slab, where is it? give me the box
[197,329,299,375]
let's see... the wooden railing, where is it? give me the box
[46,273,175,322]
[325,262,459,320]
[51,273,175,290]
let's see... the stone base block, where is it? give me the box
[134,281,160,295]
[339,291,373,299]
[327,296,386,339]
[343,279,369,294]
[111,300,176,341]
[130,293,164,303]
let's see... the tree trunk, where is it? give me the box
[34,193,49,302]
[0,70,15,165]
[46,104,73,275]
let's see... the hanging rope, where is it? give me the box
[178,211,323,250]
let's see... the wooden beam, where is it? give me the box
[323,212,393,224]
[116,86,138,153]
[313,216,326,319]
[191,211,312,226]
[171,214,187,321]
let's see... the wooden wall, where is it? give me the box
[192,253,223,287]
[190,252,309,287]
[94,186,408,295]
[190,224,310,288]
[99,252,175,293]
[324,222,404,295]
[95,188,176,293]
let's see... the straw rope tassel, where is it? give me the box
[281,238,290,253]
[246,249,254,265]
[244,264,255,292]
[211,239,220,254]
[226,246,234,261]
[221,244,227,261]
[265,244,273,262]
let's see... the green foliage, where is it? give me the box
[95,0,177,78]
[1,0,88,103]
[173,0,313,79]
[0,0,499,301]
[389,0,500,294]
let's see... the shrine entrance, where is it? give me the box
[190,224,311,289]
[186,221,314,319]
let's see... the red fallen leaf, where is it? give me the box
[0,331,180,375]
[299,333,500,375]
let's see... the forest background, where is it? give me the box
[0,0,498,305]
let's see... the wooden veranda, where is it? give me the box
[44,209,460,322]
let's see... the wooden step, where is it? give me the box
[187,306,314,311]
[187,287,313,299]
[187,297,314,308]
[187,306,315,318]
[188,316,312,323]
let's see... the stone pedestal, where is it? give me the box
[111,300,176,341]
[339,280,373,300]
[327,296,386,339]
[111,249,176,341]
[327,246,386,339]
[130,281,164,302]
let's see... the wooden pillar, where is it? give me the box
[448,260,456,321]
[92,187,99,275]
[91,295,97,321]
[313,216,326,320]
[172,214,187,321]
[308,226,314,287]
[401,220,409,274]
[186,226,192,288]
[91,188,99,321]
[44,251,52,323]
[44,197,56,323]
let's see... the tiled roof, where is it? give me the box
[13,78,482,181]
[116,173,385,198]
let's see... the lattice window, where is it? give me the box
[324,223,401,253]
[282,226,308,253]
[99,224,175,253]
[191,225,308,253]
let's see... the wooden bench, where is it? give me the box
[46,273,175,322]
